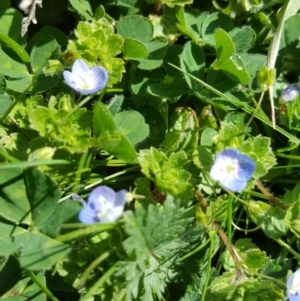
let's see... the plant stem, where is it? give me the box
[27,271,60,301]
[274,238,300,261]
[79,263,119,301]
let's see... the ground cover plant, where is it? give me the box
[1,0,300,300]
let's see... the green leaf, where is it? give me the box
[284,183,300,237]
[0,8,26,46]
[38,201,82,238]
[176,7,201,41]
[131,68,165,96]
[0,258,46,301]
[148,45,190,99]
[235,238,267,270]
[114,111,149,145]
[67,19,125,86]
[248,201,288,239]
[93,101,117,136]
[195,145,214,172]
[31,35,60,73]
[202,12,234,45]
[0,168,31,224]
[215,121,244,150]
[208,196,227,221]
[138,148,193,198]
[0,33,30,63]
[68,0,93,20]
[123,38,148,59]
[29,106,92,153]
[32,73,60,94]
[133,38,168,70]
[24,168,61,227]
[97,132,138,163]
[161,0,193,7]
[201,128,218,147]
[29,107,54,136]
[6,74,32,93]
[148,76,190,100]
[279,14,300,57]
[0,94,12,114]
[19,232,70,270]
[241,54,266,92]
[0,48,29,78]
[180,41,205,92]
[0,74,6,94]
[164,107,199,157]
[27,26,68,51]
[123,196,196,300]
[137,105,167,148]
[230,27,256,53]
[117,15,153,43]
[239,135,276,179]
[0,222,30,256]
[107,94,124,116]
[213,29,250,84]
[93,102,137,163]
[210,270,285,301]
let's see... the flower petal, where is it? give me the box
[72,59,89,74]
[63,59,109,95]
[237,153,256,181]
[221,176,247,192]
[89,66,108,90]
[78,206,99,224]
[210,148,255,192]
[63,70,83,93]
[87,186,116,210]
[280,83,300,104]
[287,269,300,301]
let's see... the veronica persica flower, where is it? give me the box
[78,186,127,224]
[287,268,300,301]
[63,59,108,95]
[279,83,300,105]
[210,148,256,192]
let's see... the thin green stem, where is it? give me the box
[79,263,119,301]
[274,152,300,160]
[227,195,233,249]
[274,238,300,261]
[200,231,216,301]
[0,93,28,124]
[271,164,300,169]
[245,91,265,129]
[77,251,110,287]
[26,271,60,301]
[179,237,212,261]
[73,151,89,193]
[59,94,95,125]
[56,223,116,243]
[58,165,139,203]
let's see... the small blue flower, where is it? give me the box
[287,268,300,301]
[210,148,256,192]
[63,59,108,95]
[78,186,127,224]
[279,83,300,105]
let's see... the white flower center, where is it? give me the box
[96,195,114,219]
[222,158,239,177]
[75,74,92,90]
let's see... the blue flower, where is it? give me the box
[287,269,300,301]
[78,186,127,224]
[279,83,300,105]
[63,59,108,95]
[210,148,256,192]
